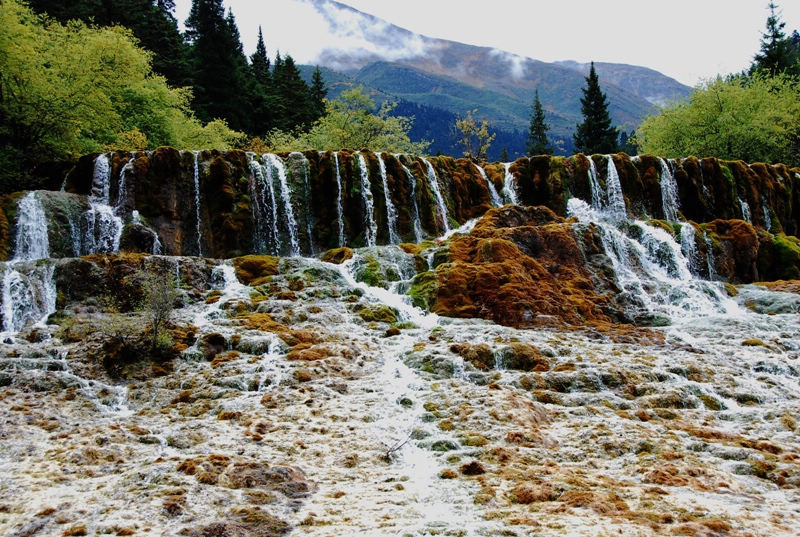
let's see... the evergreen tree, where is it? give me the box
[526,90,552,155]
[500,147,509,162]
[251,27,271,87]
[574,62,618,155]
[751,2,798,77]
[270,54,316,131]
[185,1,255,133]
[310,66,328,119]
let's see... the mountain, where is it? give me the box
[296,0,692,152]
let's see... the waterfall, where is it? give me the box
[334,152,345,248]
[192,151,203,257]
[291,152,315,253]
[762,202,772,232]
[422,158,450,234]
[474,164,503,207]
[1,263,56,333]
[377,154,400,244]
[248,155,268,253]
[586,157,604,211]
[13,192,50,261]
[397,158,424,243]
[703,230,718,280]
[91,153,111,203]
[501,163,518,205]
[116,152,135,211]
[357,153,378,247]
[604,155,626,220]
[659,157,680,221]
[738,197,752,224]
[680,222,699,275]
[83,154,123,255]
[568,198,737,322]
[250,155,281,255]
[264,154,300,257]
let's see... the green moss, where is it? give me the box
[358,305,397,323]
[358,255,383,287]
[773,233,800,279]
[720,164,737,203]
[408,271,438,310]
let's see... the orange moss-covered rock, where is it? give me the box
[320,247,353,264]
[703,219,759,282]
[233,255,280,286]
[427,205,622,328]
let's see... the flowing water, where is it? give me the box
[604,155,627,220]
[474,163,503,207]
[264,153,300,257]
[334,151,345,247]
[501,162,518,205]
[291,152,316,253]
[422,157,450,234]
[739,197,753,224]
[357,153,378,247]
[377,154,400,244]
[192,151,203,256]
[13,192,50,262]
[659,157,680,221]
[398,159,424,243]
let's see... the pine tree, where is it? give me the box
[573,62,618,155]
[270,54,315,131]
[751,2,797,76]
[526,90,552,155]
[310,66,328,120]
[500,147,509,162]
[251,27,271,87]
[185,0,255,133]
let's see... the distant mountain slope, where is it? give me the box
[555,61,691,106]
[295,0,692,153]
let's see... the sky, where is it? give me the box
[174,0,800,87]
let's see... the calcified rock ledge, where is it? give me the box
[1,149,800,536]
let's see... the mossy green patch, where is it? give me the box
[408,271,438,310]
[358,305,397,323]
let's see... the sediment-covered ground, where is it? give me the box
[1,249,799,537]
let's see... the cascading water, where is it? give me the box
[13,192,50,262]
[422,158,450,234]
[250,155,281,255]
[333,152,345,247]
[586,157,604,211]
[377,154,400,244]
[679,222,699,275]
[568,198,737,323]
[397,158,424,243]
[264,154,300,257]
[291,152,315,252]
[474,163,503,207]
[248,154,268,253]
[1,263,56,333]
[192,151,203,257]
[739,197,752,224]
[501,162,518,205]
[116,152,135,212]
[659,157,680,221]
[604,155,626,220]
[83,153,123,255]
[704,230,718,280]
[762,201,772,231]
[357,153,378,247]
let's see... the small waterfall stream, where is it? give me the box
[13,192,50,262]
[501,162,518,205]
[605,155,626,220]
[357,153,378,247]
[377,154,400,244]
[474,163,503,207]
[739,197,753,224]
[191,151,203,256]
[398,159,424,243]
[264,154,300,257]
[422,158,450,234]
[659,157,680,221]
[334,151,345,247]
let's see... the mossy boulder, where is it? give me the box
[233,255,280,286]
[321,247,354,264]
[358,305,398,323]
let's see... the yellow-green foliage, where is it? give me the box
[0,0,243,167]
[637,73,800,166]
[264,87,429,154]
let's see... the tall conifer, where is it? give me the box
[573,62,618,155]
[527,90,552,155]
